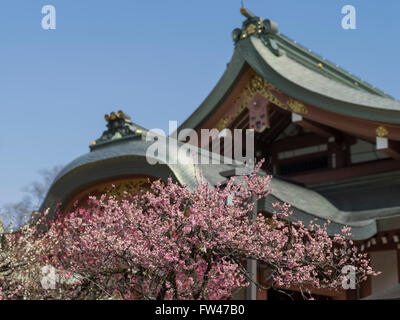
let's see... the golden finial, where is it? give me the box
[104,114,110,122]
[240,6,255,19]
[110,112,117,120]
[376,126,388,137]
[117,110,124,118]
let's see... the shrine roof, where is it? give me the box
[39,111,400,240]
[179,8,400,132]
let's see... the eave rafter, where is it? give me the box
[291,116,340,140]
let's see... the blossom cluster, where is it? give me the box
[0,162,377,299]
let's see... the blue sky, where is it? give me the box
[0,0,399,208]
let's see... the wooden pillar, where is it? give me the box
[359,276,372,298]
[256,267,267,300]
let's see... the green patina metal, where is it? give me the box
[90,110,146,151]
[235,8,391,97]
[273,33,390,97]
[232,11,281,57]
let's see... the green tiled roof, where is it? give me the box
[274,33,392,98]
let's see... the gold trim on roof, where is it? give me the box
[247,24,256,35]
[287,99,308,114]
[247,75,286,109]
[99,178,152,198]
[376,126,388,137]
[216,117,230,131]
[215,74,307,130]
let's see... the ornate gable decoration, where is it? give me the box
[231,7,281,57]
[216,74,308,131]
[247,75,308,115]
[99,178,152,198]
[90,110,143,150]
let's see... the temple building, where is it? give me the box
[40,8,400,299]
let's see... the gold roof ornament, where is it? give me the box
[105,110,127,122]
[240,7,256,19]
[91,110,140,150]
[247,24,256,35]
[376,126,389,137]
[216,116,230,131]
[287,99,308,114]
[249,75,265,93]
[233,5,280,56]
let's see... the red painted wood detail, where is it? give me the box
[247,94,270,133]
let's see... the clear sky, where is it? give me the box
[0,0,399,208]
